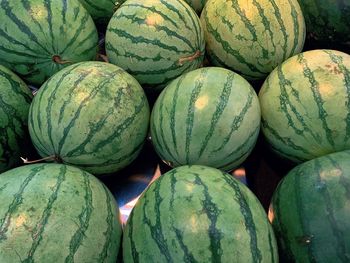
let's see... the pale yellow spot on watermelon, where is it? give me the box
[15,214,27,227]
[145,14,164,26]
[30,5,47,20]
[318,83,334,97]
[320,168,342,180]
[195,95,209,110]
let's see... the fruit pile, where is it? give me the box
[0,0,349,262]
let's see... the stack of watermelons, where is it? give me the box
[0,0,349,262]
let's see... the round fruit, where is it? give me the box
[0,65,33,172]
[105,0,205,88]
[259,49,350,163]
[201,0,306,80]
[150,67,260,171]
[78,0,125,24]
[0,163,122,262]
[123,165,278,262]
[28,61,150,175]
[269,150,350,262]
[0,0,98,85]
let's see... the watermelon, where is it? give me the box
[150,67,261,171]
[259,49,350,163]
[123,165,278,262]
[78,0,125,24]
[0,65,33,173]
[28,61,150,175]
[298,0,350,51]
[184,0,208,14]
[105,0,205,89]
[269,150,350,262]
[0,163,122,262]
[200,0,306,80]
[0,0,98,86]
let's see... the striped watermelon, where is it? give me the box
[105,0,205,89]
[0,163,122,262]
[269,150,350,262]
[150,67,261,171]
[298,0,350,50]
[28,61,150,175]
[123,165,278,262]
[184,0,208,14]
[0,65,33,173]
[0,0,98,85]
[259,49,350,163]
[78,0,125,24]
[200,0,306,80]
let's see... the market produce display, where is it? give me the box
[0,163,122,262]
[269,150,350,262]
[123,165,278,263]
[0,65,33,173]
[0,0,99,85]
[0,0,349,261]
[259,49,350,163]
[201,0,306,80]
[28,61,150,175]
[150,67,260,171]
[105,0,205,88]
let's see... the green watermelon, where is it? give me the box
[123,165,278,262]
[150,67,261,171]
[78,0,125,24]
[0,163,122,262]
[298,0,350,51]
[0,0,98,85]
[259,49,350,163]
[269,150,350,262]
[0,65,33,173]
[105,0,205,89]
[184,0,208,14]
[28,61,150,175]
[200,0,306,80]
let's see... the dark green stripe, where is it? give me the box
[1,0,50,53]
[293,166,316,263]
[193,173,222,262]
[23,165,67,263]
[185,68,206,163]
[267,226,276,263]
[143,179,173,262]
[0,44,47,59]
[324,50,350,142]
[65,170,93,262]
[286,0,303,58]
[222,172,262,262]
[298,53,335,147]
[277,65,321,143]
[0,166,43,241]
[127,208,140,263]
[198,71,234,159]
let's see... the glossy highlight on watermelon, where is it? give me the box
[200,0,306,80]
[259,49,350,163]
[0,163,122,262]
[0,0,99,85]
[150,67,261,171]
[105,0,205,88]
[28,61,150,175]
[123,165,278,263]
[269,150,350,262]
[0,65,33,173]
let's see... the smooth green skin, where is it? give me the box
[28,61,150,175]
[298,0,350,46]
[123,165,278,263]
[0,65,33,173]
[184,0,208,13]
[105,0,205,88]
[78,0,125,24]
[150,67,261,171]
[259,49,350,163]
[201,0,306,80]
[0,0,98,86]
[0,163,122,263]
[269,150,350,263]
